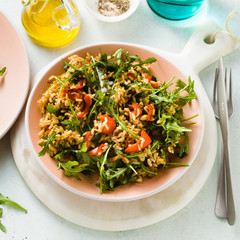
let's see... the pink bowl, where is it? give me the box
[25,43,203,202]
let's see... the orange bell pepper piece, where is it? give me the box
[125,130,152,153]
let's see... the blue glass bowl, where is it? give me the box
[147,0,206,20]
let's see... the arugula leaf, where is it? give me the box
[0,208,6,232]
[128,56,156,74]
[175,77,197,105]
[166,162,189,167]
[113,48,124,59]
[58,161,89,180]
[61,100,81,132]
[114,149,149,158]
[38,132,57,156]
[105,167,127,181]
[129,56,156,65]
[47,103,59,114]
[57,70,81,98]
[0,220,6,233]
[98,145,112,194]
[0,194,27,213]
[175,132,189,158]
[0,193,27,232]
[149,94,173,104]
[63,59,85,75]
[86,99,100,129]
[164,121,191,133]
[0,67,6,76]
[151,140,161,151]
[138,160,157,175]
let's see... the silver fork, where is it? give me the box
[213,68,233,118]
[213,67,235,224]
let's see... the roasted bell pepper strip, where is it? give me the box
[63,86,83,101]
[74,79,87,90]
[125,137,130,148]
[128,103,142,118]
[146,104,153,121]
[151,82,160,88]
[87,144,105,156]
[98,115,116,134]
[144,74,152,82]
[125,130,152,153]
[127,72,136,79]
[77,95,92,118]
[67,91,83,101]
[84,131,93,150]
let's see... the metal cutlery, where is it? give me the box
[213,57,235,225]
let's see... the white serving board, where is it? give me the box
[10,18,238,231]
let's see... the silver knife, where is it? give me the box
[217,56,236,225]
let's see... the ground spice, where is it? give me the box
[98,0,130,17]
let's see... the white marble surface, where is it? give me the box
[0,0,240,239]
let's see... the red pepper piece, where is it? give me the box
[144,74,152,82]
[146,104,153,121]
[87,144,105,156]
[98,115,116,134]
[63,85,83,101]
[128,72,136,79]
[125,130,152,153]
[77,95,92,118]
[84,131,93,150]
[151,82,160,88]
[74,79,87,90]
[67,92,83,101]
[128,103,142,118]
[125,137,130,148]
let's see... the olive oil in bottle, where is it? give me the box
[21,0,80,48]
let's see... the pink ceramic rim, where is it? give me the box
[0,11,30,139]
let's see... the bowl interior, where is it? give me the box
[83,0,140,22]
[26,43,203,201]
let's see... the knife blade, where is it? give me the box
[217,56,235,225]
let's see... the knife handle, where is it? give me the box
[215,139,227,219]
[222,136,236,225]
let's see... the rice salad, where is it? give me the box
[38,48,197,193]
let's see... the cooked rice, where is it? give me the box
[37,49,195,192]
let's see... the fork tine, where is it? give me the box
[213,68,219,117]
[213,68,218,103]
[228,68,234,117]
[225,68,227,88]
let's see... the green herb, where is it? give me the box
[58,161,89,180]
[47,103,59,115]
[0,207,6,233]
[57,71,80,98]
[138,161,157,175]
[151,140,161,151]
[0,67,6,76]
[114,149,151,158]
[0,194,27,212]
[166,162,189,167]
[99,145,112,194]
[61,100,81,132]
[38,132,57,156]
[0,193,27,233]
[164,121,191,133]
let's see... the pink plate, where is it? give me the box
[0,12,30,139]
[25,43,203,202]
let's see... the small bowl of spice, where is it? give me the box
[82,0,140,22]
